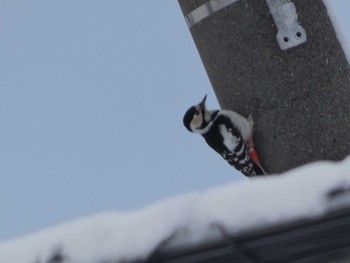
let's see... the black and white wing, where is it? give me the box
[219,124,258,177]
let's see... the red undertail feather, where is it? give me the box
[246,138,266,175]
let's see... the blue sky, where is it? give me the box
[0,1,349,241]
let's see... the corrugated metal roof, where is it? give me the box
[146,207,350,263]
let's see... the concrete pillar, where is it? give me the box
[178,0,350,174]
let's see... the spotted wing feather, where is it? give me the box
[221,135,258,177]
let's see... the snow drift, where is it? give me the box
[1,157,350,263]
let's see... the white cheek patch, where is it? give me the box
[219,125,238,151]
[190,114,202,130]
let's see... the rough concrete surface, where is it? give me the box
[178,0,350,174]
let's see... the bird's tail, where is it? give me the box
[247,139,266,175]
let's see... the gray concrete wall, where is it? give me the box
[178,0,350,174]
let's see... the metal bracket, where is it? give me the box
[266,0,307,50]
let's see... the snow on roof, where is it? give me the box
[323,0,350,65]
[1,158,350,263]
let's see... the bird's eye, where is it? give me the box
[194,112,200,117]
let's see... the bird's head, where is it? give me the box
[183,95,209,133]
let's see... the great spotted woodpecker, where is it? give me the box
[183,95,266,177]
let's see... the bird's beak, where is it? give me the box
[198,95,207,110]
